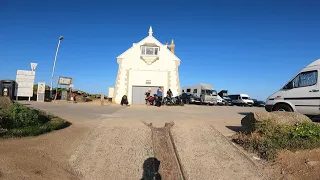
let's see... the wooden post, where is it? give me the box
[101,94,104,106]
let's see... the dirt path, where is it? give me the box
[0,122,91,180]
[0,102,267,180]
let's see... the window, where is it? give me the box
[229,95,237,100]
[283,70,318,89]
[141,46,159,56]
[193,89,197,93]
[186,89,191,93]
[242,97,249,99]
[201,90,205,95]
[300,71,317,87]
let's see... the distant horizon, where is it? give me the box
[2,0,320,101]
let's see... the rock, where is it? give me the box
[241,112,312,133]
[306,160,319,167]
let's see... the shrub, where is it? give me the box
[232,121,320,160]
[6,103,41,128]
[0,103,70,138]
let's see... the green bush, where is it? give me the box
[7,103,41,128]
[0,103,70,138]
[232,121,320,160]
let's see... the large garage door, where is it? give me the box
[132,86,159,104]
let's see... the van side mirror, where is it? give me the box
[285,81,294,89]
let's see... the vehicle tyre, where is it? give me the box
[273,104,293,112]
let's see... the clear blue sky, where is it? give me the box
[1,0,320,100]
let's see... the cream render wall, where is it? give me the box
[113,28,181,104]
[127,70,168,104]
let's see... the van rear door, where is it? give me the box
[283,70,320,115]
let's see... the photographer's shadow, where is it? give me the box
[141,157,161,180]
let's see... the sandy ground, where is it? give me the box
[0,102,287,180]
[171,120,263,180]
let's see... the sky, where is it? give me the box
[1,0,320,100]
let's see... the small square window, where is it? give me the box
[141,46,159,56]
[146,47,154,55]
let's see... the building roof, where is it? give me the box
[141,43,159,47]
[116,26,181,61]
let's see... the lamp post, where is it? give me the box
[50,36,64,98]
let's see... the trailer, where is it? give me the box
[182,83,217,105]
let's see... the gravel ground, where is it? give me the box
[69,119,154,180]
[2,102,267,180]
[171,119,265,180]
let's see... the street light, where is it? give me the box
[50,36,64,98]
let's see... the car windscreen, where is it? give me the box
[242,97,249,99]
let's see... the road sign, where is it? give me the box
[37,82,45,94]
[15,70,35,97]
[31,63,38,71]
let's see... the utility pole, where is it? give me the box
[50,36,64,98]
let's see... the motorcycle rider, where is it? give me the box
[167,89,174,104]
[145,88,152,105]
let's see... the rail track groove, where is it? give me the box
[144,122,186,180]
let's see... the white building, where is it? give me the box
[112,26,181,104]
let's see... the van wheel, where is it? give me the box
[273,104,292,112]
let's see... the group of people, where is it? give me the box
[120,87,173,107]
[145,87,173,107]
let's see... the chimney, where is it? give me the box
[170,39,175,54]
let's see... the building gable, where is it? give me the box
[117,27,181,62]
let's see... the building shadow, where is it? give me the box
[238,112,251,116]
[226,126,244,133]
[141,157,161,180]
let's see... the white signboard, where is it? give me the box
[58,77,72,85]
[15,70,35,97]
[37,82,46,94]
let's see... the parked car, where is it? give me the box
[181,93,201,104]
[252,99,265,107]
[218,90,233,106]
[229,94,254,106]
[265,59,320,116]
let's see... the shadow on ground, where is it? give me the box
[226,126,244,133]
[141,157,161,180]
[238,112,251,116]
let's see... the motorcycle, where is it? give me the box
[174,95,184,106]
[163,95,174,106]
[163,95,184,106]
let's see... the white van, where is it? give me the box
[229,94,254,106]
[182,83,217,105]
[265,59,320,116]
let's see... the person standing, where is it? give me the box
[71,93,75,104]
[156,87,163,107]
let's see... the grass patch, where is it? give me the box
[0,102,70,138]
[232,121,320,160]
